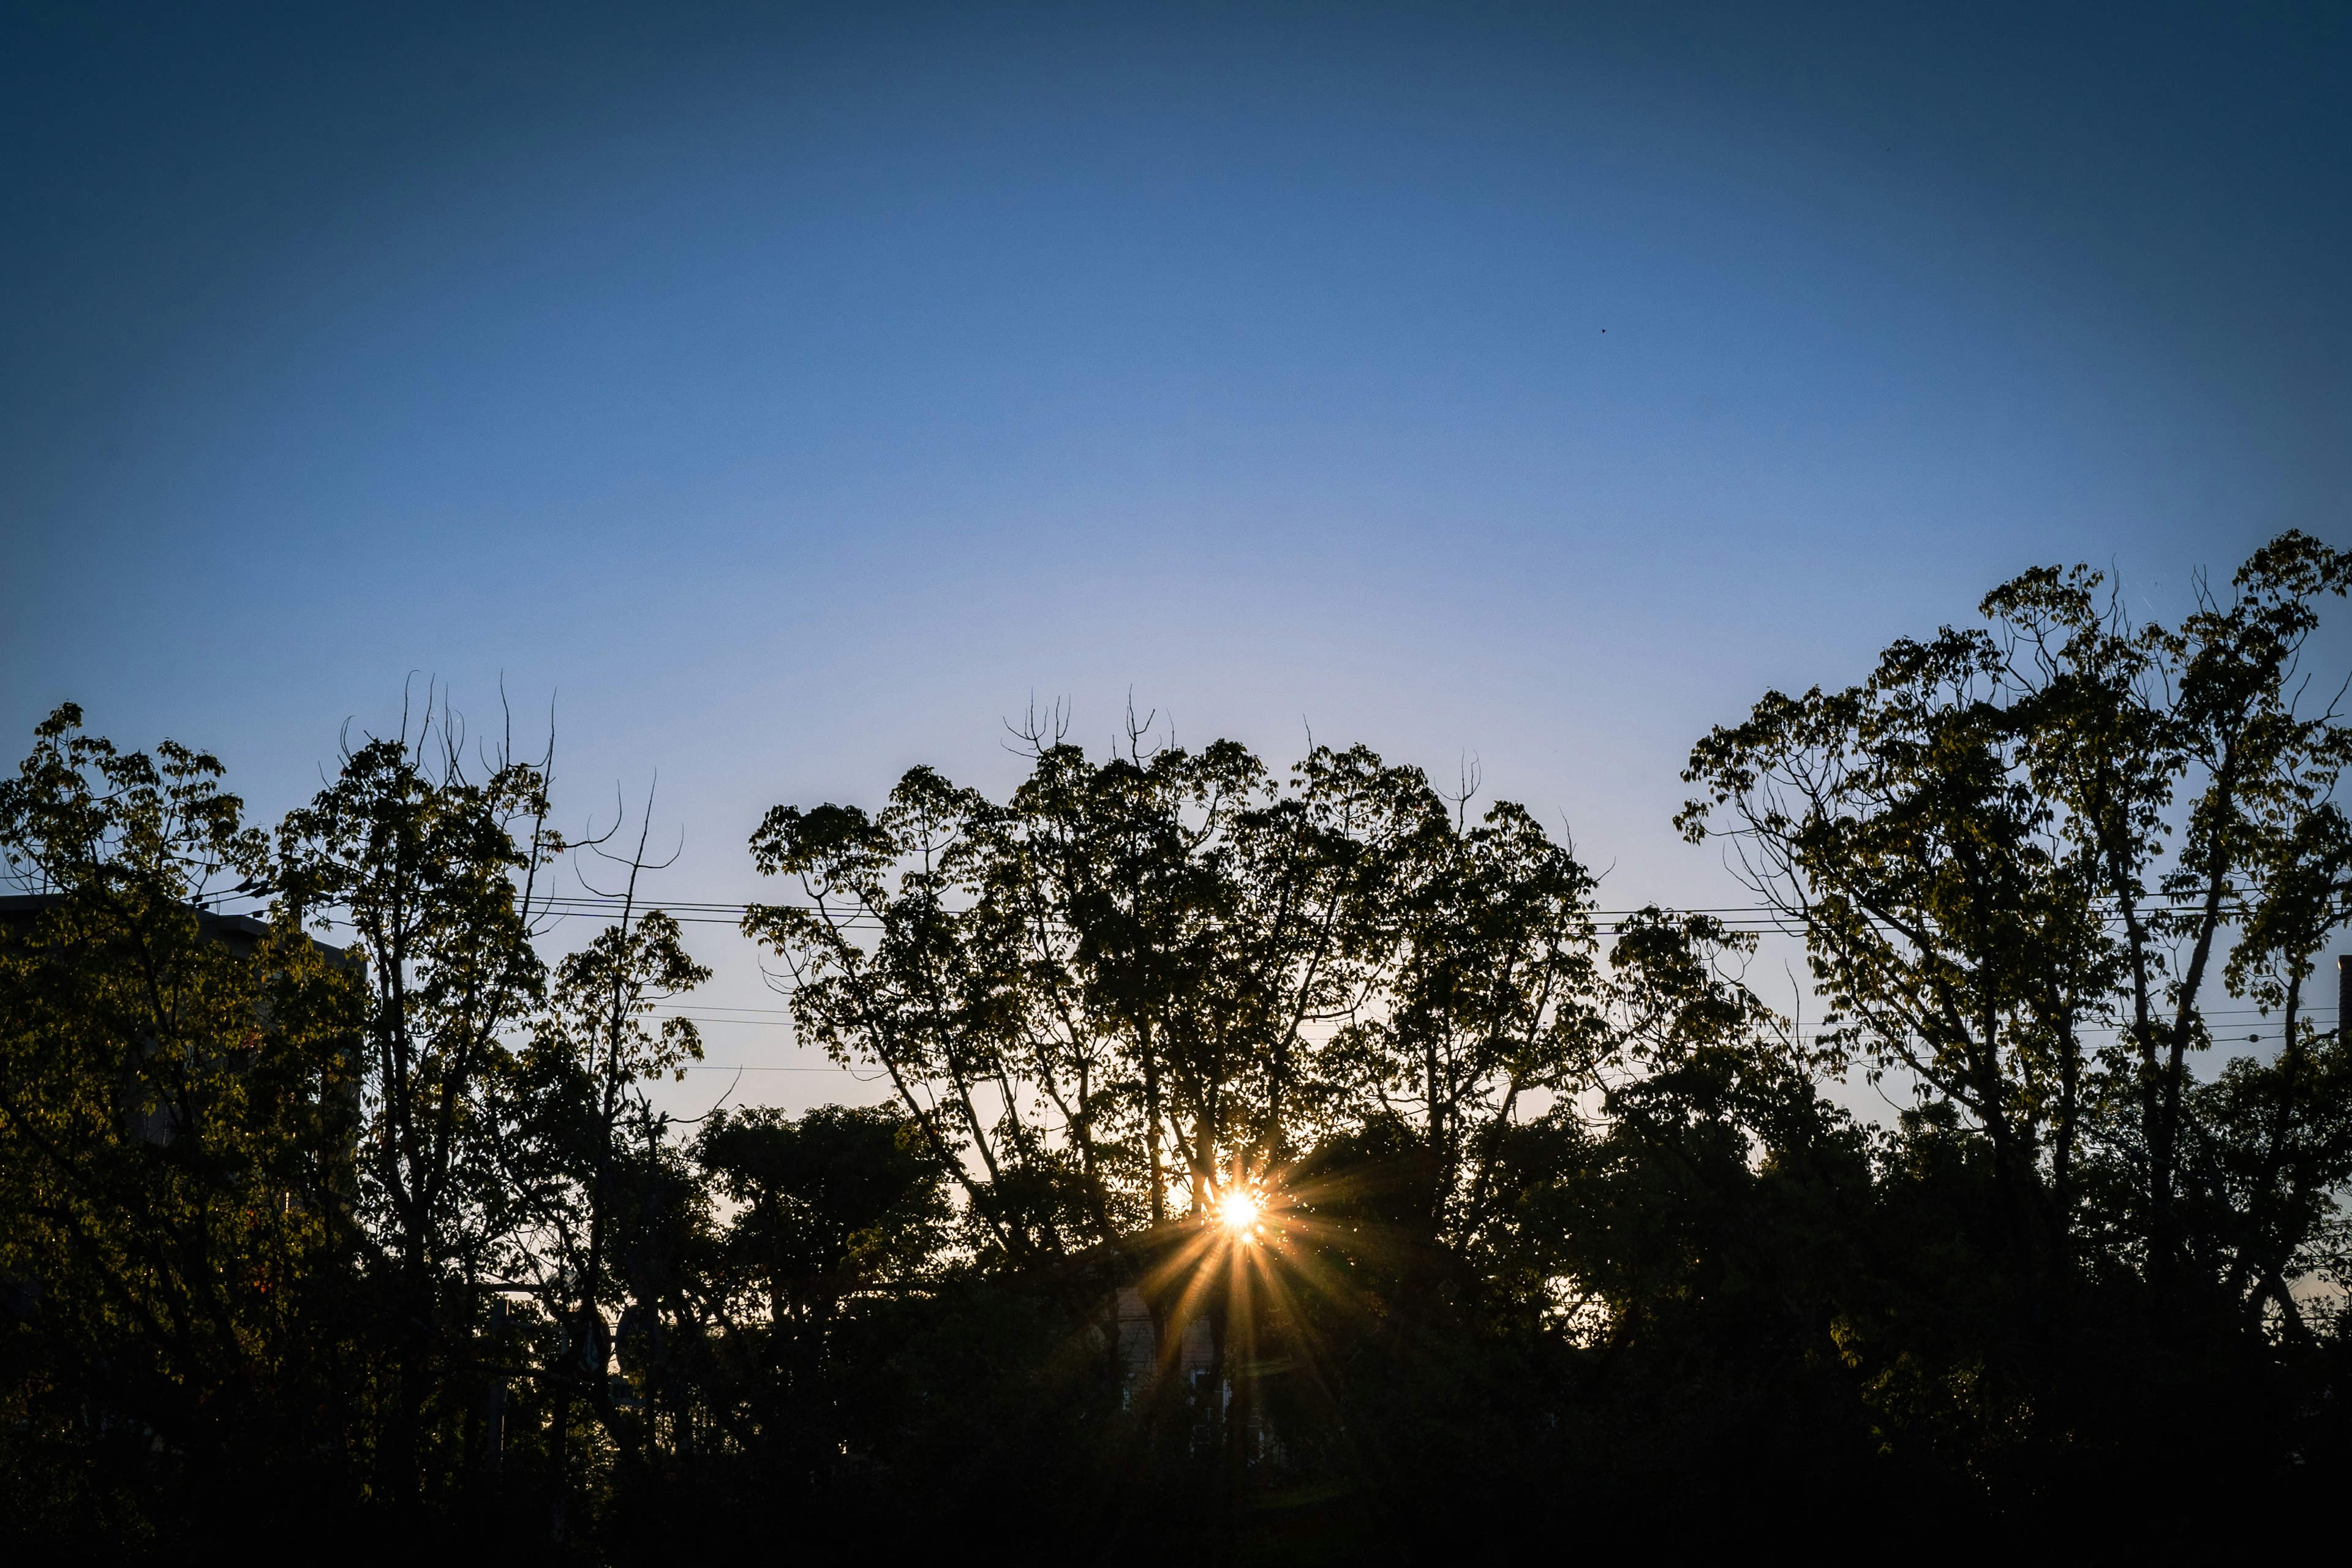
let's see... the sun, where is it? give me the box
[1216,1189,1262,1236]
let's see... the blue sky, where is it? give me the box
[5,2,2346,1106]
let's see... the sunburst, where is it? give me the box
[1119,1165,1401,1423]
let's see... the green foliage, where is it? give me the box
[0,706,365,1542]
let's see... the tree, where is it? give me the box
[1677,616,2111,1270]
[496,821,708,1532]
[690,1103,945,1494]
[277,696,558,1510]
[0,706,361,1537]
[1678,530,2352,1487]
[1332,794,1603,1256]
[741,731,1442,1272]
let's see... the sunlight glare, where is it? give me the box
[1217,1190,1262,1237]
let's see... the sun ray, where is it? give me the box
[1110,1156,1444,1422]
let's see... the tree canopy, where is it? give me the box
[6,535,2350,1558]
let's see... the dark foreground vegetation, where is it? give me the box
[6,535,2351,1558]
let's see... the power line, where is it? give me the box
[673,1064,862,1074]
[229,883,2300,942]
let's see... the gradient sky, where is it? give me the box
[6,2,2348,1109]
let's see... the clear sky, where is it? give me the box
[5,2,2347,1109]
